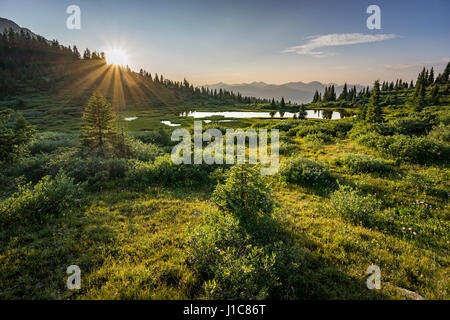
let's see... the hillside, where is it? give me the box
[0,21,266,130]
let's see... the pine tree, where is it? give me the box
[414,79,426,112]
[358,103,367,120]
[271,98,276,107]
[429,67,434,85]
[298,104,307,120]
[83,48,91,60]
[366,80,383,123]
[430,84,439,105]
[338,83,348,100]
[441,61,450,84]
[80,91,117,155]
[73,45,80,59]
[312,91,319,103]
[0,110,34,163]
[280,97,286,108]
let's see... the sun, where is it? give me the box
[104,48,129,66]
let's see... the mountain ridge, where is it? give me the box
[205,81,365,103]
[0,17,39,38]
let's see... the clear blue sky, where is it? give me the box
[1,0,449,85]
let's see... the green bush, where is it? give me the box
[304,132,333,146]
[278,140,297,155]
[212,165,274,226]
[0,171,84,226]
[428,124,450,143]
[128,155,213,187]
[48,150,129,186]
[334,153,393,174]
[131,128,172,146]
[8,153,52,182]
[279,156,333,188]
[328,185,381,226]
[296,120,354,138]
[356,133,448,164]
[126,137,159,161]
[185,209,279,299]
[29,132,77,155]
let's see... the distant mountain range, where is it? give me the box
[206,81,365,104]
[0,17,38,38]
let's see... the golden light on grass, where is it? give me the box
[104,48,129,66]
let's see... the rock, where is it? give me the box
[396,286,425,300]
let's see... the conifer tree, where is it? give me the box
[80,91,117,155]
[366,80,383,122]
[312,91,319,103]
[280,97,286,108]
[0,110,34,163]
[271,98,276,107]
[414,79,426,112]
[429,67,434,85]
[441,61,450,84]
[430,84,439,105]
[83,48,91,60]
[338,83,348,100]
[298,104,307,120]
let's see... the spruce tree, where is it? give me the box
[441,61,450,83]
[430,84,439,105]
[338,83,348,100]
[312,91,319,103]
[280,97,286,108]
[366,80,383,122]
[429,67,434,85]
[414,80,426,112]
[298,104,307,120]
[80,91,117,155]
[0,110,34,163]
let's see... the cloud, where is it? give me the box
[283,33,398,58]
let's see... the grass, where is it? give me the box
[0,92,449,300]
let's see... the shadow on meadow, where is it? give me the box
[184,164,387,299]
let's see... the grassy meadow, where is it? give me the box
[0,79,449,300]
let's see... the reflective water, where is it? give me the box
[160,120,181,126]
[179,109,353,120]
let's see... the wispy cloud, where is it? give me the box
[283,33,398,58]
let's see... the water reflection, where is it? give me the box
[179,109,354,120]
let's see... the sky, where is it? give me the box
[1,0,449,85]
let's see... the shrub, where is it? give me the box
[278,140,297,155]
[48,151,129,186]
[328,185,381,226]
[7,153,52,182]
[0,171,84,226]
[29,132,77,154]
[185,209,279,299]
[384,135,448,164]
[128,155,212,187]
[132,128,172,146]
[212,165,274,226]
[304,132,333,147]
[334,153,393,174]
[279,156,333,188]
[126,137,159,161]
[356,133,448,164]
[428,124,450,143]
[296,120,353,138]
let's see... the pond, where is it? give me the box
[160,120,181,127]
[179,109,353,120]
